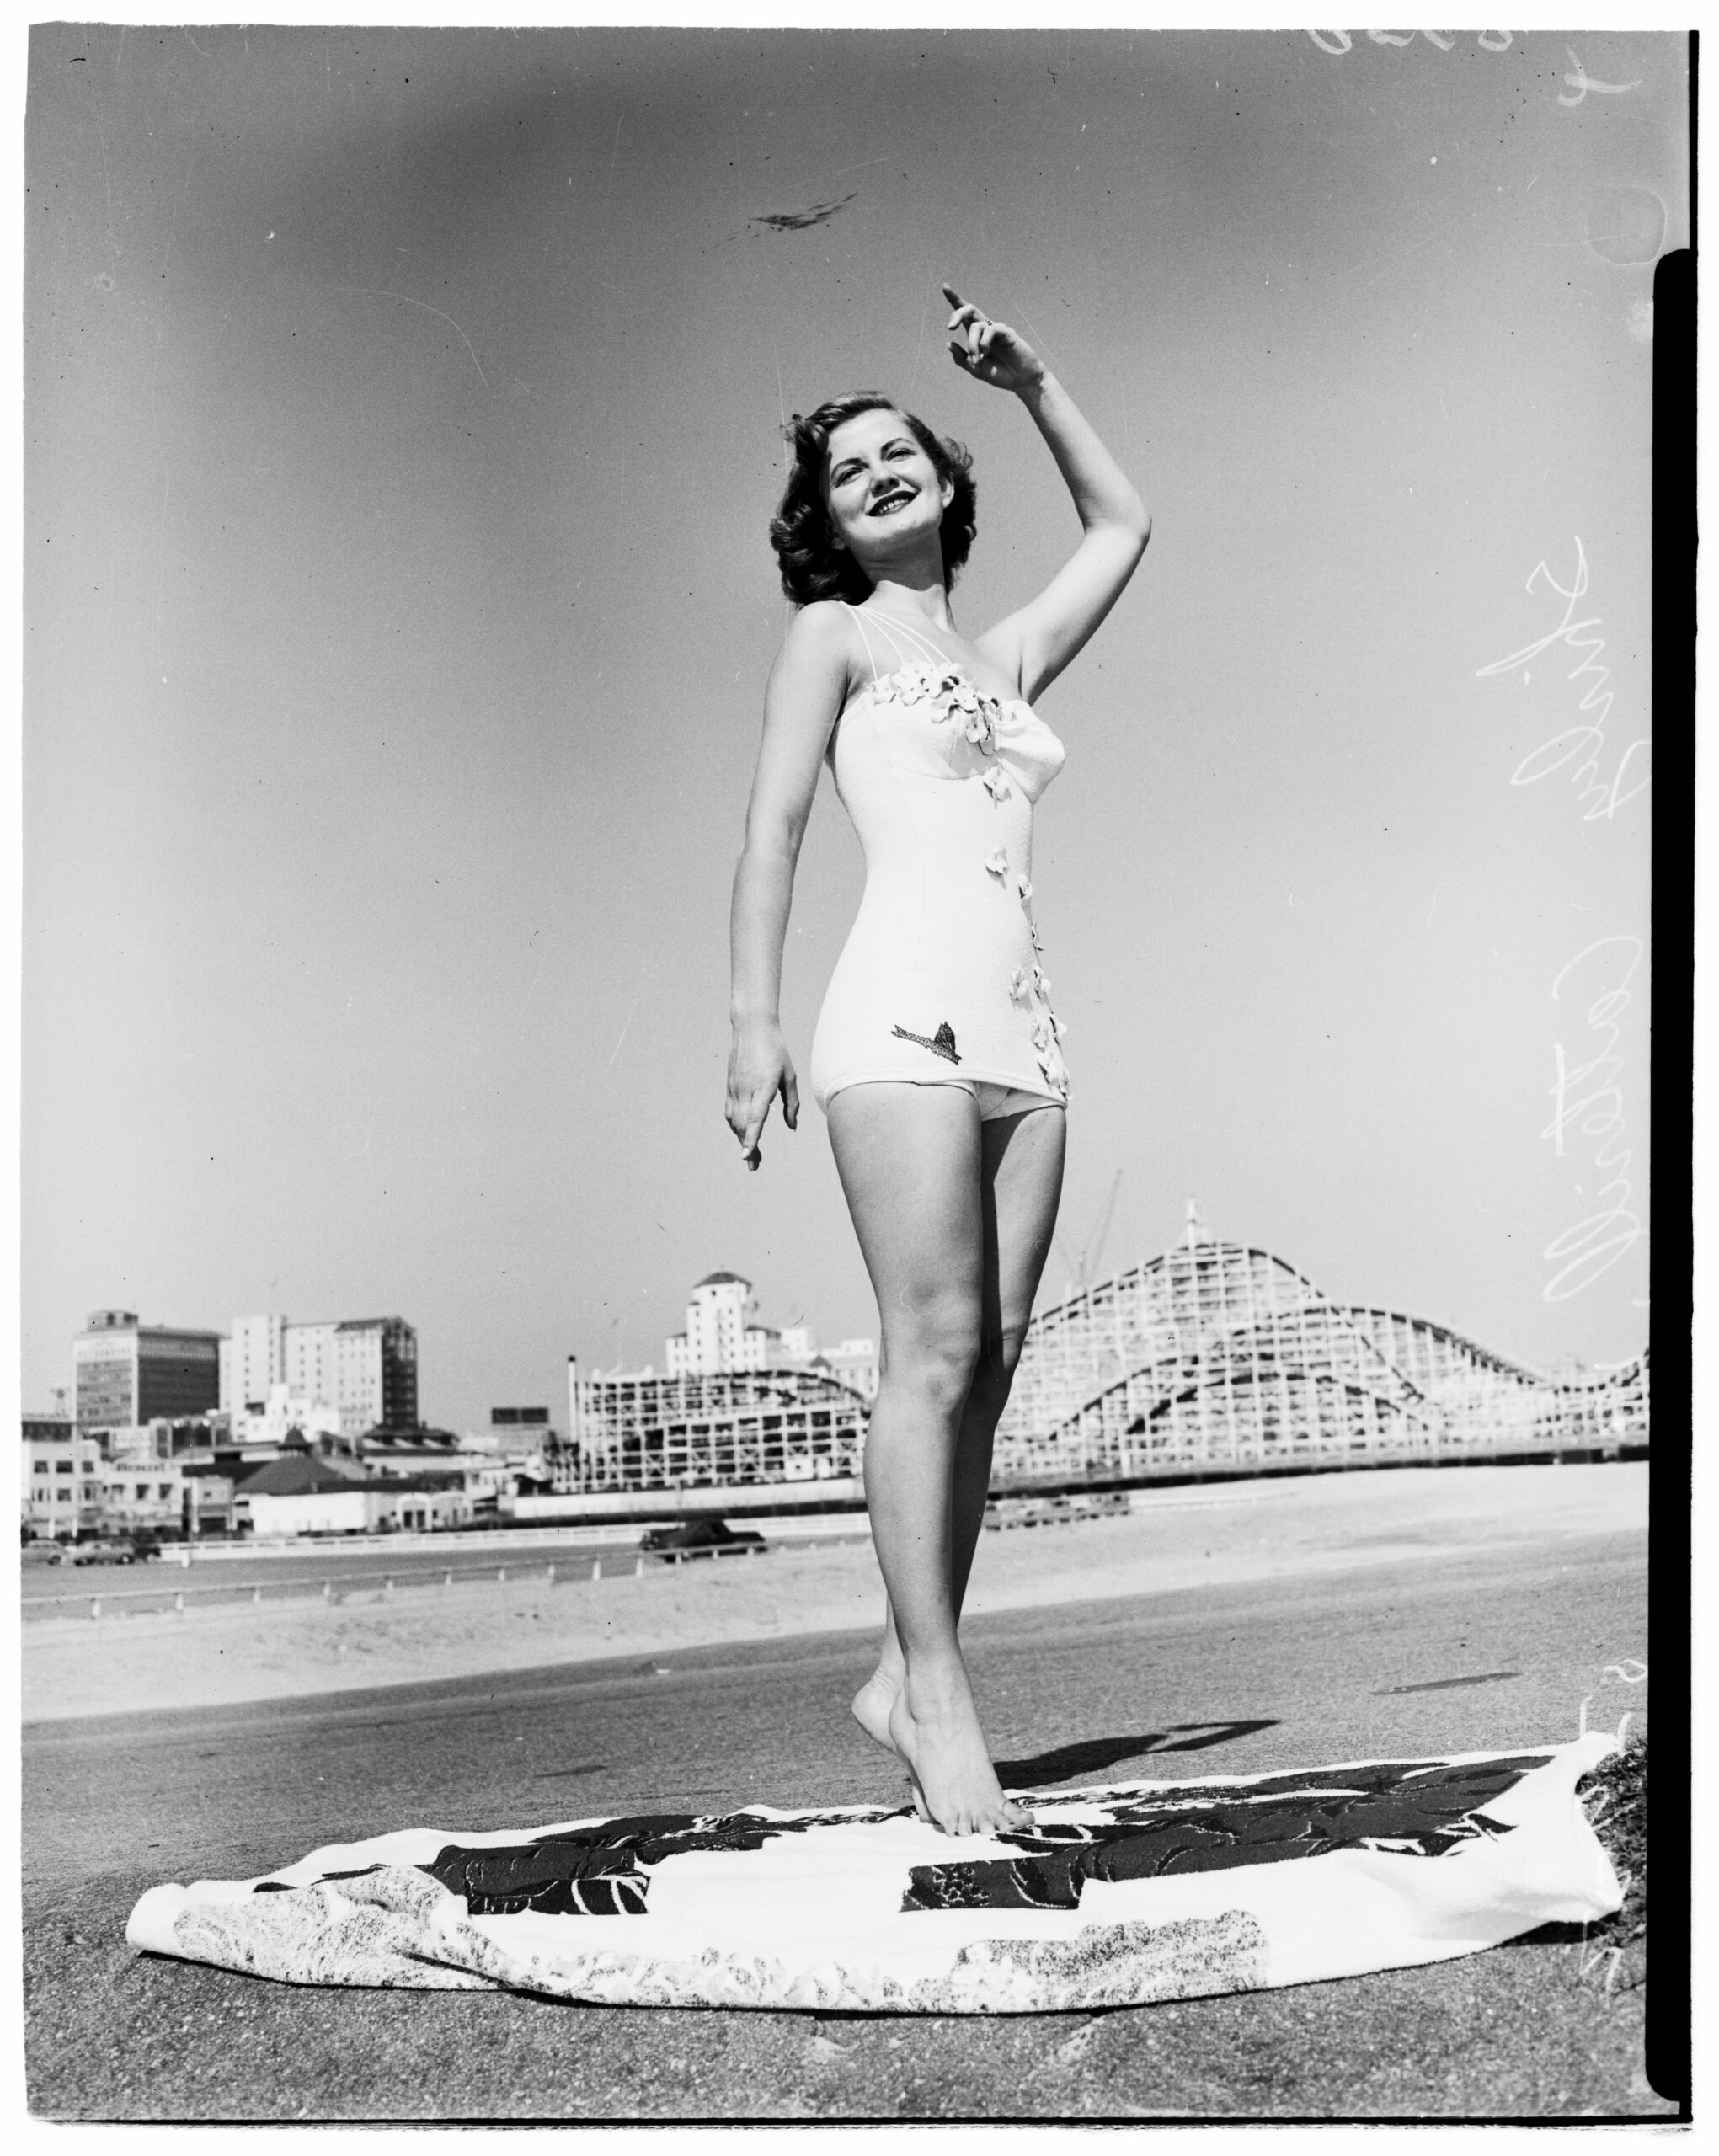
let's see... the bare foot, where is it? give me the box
[888,1667,1034,1838]
[851,1667,931,1821]
[850,1667,902,1753]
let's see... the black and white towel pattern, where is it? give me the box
[125,1736,1621,2014]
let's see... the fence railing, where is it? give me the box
[23,1540,794,1622]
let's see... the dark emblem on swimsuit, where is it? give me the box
[891,1020,962,1065]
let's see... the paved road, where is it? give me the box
[25,1525,1668,2121]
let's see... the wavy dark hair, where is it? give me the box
[769,391,977,606]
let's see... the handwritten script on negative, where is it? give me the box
[1476,538,1649,825]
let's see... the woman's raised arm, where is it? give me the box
[726,601,851,1168]
[944,286,1150,704]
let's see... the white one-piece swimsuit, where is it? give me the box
[808,605,1070,1117]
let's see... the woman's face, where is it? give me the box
[821,409,952,569]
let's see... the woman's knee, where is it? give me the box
[884,1299,983,1405]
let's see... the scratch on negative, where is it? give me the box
[324,285,490,389]
[603,967,649,1091]
[1364,214,1468,287]
[907,270,933,400]
[81,48,122,259]
[1002,293,1063,376]
[152,462,172,670]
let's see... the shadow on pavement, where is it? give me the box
[995,1719,1278,1789]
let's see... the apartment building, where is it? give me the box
[73,1312,222,1433]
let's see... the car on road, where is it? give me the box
[639,1517,766,1560]
[52,1539,147,1566]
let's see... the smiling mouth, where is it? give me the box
[868,490,916,517]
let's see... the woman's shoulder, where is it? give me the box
[781,599,864,675]
[766,599,864,708]
[787,597,857,642]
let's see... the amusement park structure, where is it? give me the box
[992,1203,1649,1488]
[562,1363,868,1495]
[558,1206,1646,1497]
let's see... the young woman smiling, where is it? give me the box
[727,286,1149,1835]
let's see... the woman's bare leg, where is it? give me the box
[851,1103,1066,1759]
[826,1083,1003,1833]
[830,1086,1064,1832]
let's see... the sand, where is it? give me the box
[21,1462,1645,1721]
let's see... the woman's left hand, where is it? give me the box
[942,284,1046,394]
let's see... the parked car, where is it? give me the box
[54,1540,142,1566]
[640,1517,766,1559]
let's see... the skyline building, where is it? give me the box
[290,1318,419,1433]
[72,1311,222,1433]
[217,1315,419,1436]
[665,1273,784,1375]
[22,1422,105,1537]
[664,1272,878,1395]
[233,1383,345,1451]
[221,1314,287,1417]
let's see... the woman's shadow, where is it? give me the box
[994,1719,1279,1790]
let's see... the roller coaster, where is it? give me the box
[993,1222,1648,1488]
[561,1215,1647,1495]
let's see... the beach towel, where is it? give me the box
[125,1734,1621,2014]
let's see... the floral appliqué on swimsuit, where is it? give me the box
[869,661,1068,1098]
[808,607,1070,1111]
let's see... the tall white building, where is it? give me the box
[220,1315,418,1437]
[282,1323,338,1412]
[219,1314,287,1417]
[662,1273,877,1396]
[665,1273,777,1375]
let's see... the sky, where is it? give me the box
[21,22,1679,1431]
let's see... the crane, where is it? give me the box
[1054,1170,1124,1299]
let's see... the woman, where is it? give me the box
[726,286,1149,1835]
